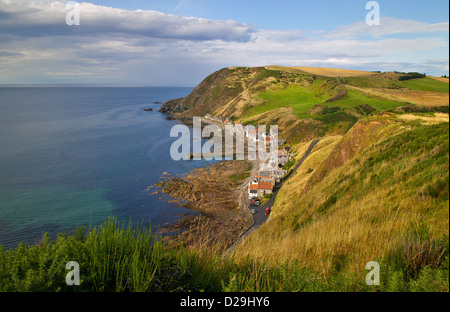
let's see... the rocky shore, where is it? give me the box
[149,159,257,253]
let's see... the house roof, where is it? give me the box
[248,128,265,133]
[249,184,258,190]
[258,182,273,190]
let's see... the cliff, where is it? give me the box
[234,113,449,276]
[160,66,290,117]
[160,66,448,144]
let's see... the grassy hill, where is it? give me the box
[234,114,448,279]
[160,66,448,144]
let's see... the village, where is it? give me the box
[203,114,293,209]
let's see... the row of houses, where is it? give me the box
[204,114,240,126]
[204,114,292,200]
[248,175,274,199]
[247,167,290,199]
[248,148,292,199]
[244,127,285,147]
[204,114,285,147]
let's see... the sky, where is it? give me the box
[0,0,448,86]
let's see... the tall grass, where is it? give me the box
[233,119,449,291]
[0,218,201,292]
[0,214,448,292]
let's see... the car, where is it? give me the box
[250,209,257,214]
[251,198,261,206]
[265,207,271,215]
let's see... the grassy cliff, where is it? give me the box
[234,114,448,279]
[160,66,449,144]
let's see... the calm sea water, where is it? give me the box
[0,86,208,249]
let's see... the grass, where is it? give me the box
[345,76,449,93]
[1,214,447,292]
[234,118,449,289]
[0,218,168,292]
[332,89,405,111]
[229,161,253,186]
[344,76,402,89]
[399,78,449,93]
[243,79,405,122]
[243,84,327,118]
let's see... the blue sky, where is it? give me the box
[0,0,448,85]
[88,0,449,29]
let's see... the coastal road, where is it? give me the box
[242,139,321,239]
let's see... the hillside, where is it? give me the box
[160,66,449,144]
[234,113,449,279]
[159,66,449,290]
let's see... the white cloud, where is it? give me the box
[0,1,448,84]
[328,16,449,39]
[0,0,253,42]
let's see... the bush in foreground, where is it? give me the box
[0,216,448,292]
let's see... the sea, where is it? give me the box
[0,86,210,250]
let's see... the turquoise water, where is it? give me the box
[0,86,206,249]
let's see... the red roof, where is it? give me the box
[249,184,258,190]
[258,182,273,190]
[248,128,265,133]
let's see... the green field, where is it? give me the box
[344,77,402,89]
[244,82,406,120]
[243,84,326,118]
[333,89,406,111]
[400,78,449,93]
[345,76,449,93]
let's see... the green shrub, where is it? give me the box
[398,72,426,81]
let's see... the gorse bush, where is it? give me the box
[0,216,448,292]
[398,72,426,81]
[0,218,201,292]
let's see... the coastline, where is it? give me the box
[151,159,258,253]
[152,113,260,253]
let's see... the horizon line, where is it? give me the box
[0,83,196,88]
